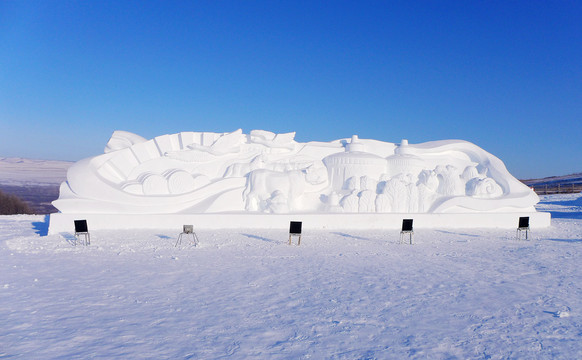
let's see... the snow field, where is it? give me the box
[1,194,582,359]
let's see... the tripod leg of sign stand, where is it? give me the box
[298,235,301,246]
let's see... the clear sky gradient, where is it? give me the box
[1,1,580,179]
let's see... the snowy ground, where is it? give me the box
[1,195,581,359]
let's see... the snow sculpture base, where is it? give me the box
[48,212,550,235]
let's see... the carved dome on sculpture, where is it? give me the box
[323,135,387,191]
[385,139,426,178]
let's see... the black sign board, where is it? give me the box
[401,219,413,232]
[289,221,302,235]
[74,220,88,233]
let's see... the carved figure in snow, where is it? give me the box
[417,170,439,212]
[466,177,503,198]
[435,165,465,196]
[105,130,147,153]
[383,174,410,212]
[375,191,392,213]
[340,176,360,213]
[265,190,289,213]
[340,191,359,213]
[358,176,377,212]
[322,191,343,213]
[406,174,420,213]
[360,176,377,193]
[358,190,376,212]
[243,168,316,212]
[224,154,267,178]
[187,129,245,156]
[344,176,360,192]
[462,165,480,181]
[249,130,296,150]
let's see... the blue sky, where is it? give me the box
[1,1,580,179]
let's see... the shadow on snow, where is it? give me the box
[32,215,50,236]
[241,233,279,244]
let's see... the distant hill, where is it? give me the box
[521,173,582,186]
[521,173,582,194]
[0,157,72,186]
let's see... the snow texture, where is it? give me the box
[1,194,581,359]
[53,130,539,215]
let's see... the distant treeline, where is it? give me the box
[0,185,60,214]
[0,189,33,215]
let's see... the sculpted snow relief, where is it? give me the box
[53,130,539,214]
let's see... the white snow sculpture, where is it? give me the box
[358,176,377,213]
[385,139,426,178]
[53,130,540,214]
[323,192,343,213]
[323,136,387,192]
[243,169,315,212]
[104,130,148,153]
[340,190,359,213]
[382,174,411,212]
[417,170,439,212]
[436,165,465,197]
[462,165,480,181]
[466,177,504,198]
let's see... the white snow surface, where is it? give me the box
[1,194,581,359]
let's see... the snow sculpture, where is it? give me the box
[243,169,314,212]
[323,135,387,191]
[53,130,540,214]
